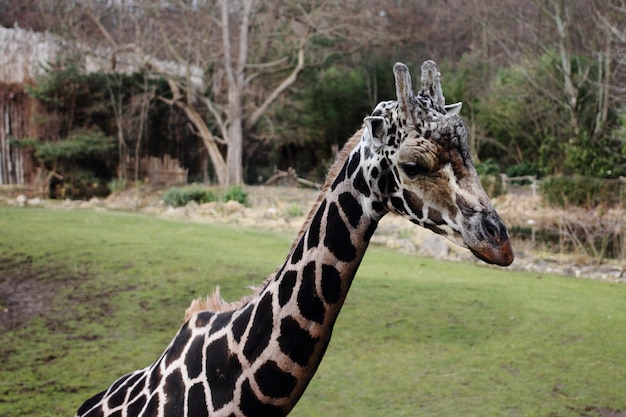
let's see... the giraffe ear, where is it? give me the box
[445,102,462,115]
[364,116,386,150]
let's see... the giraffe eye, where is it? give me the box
[400,162,427,177]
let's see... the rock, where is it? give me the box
[162,206,187,218]
[60,199,76,208]
[140,206,164,216]
[386,238,417,253]
[224,200,245,215]
[418,233,449,259]
[264,207,280,219]
[186,201,199,211]
[197,202,219,215]
[16,194,27,207]
[26,197,44,206]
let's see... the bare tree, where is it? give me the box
[105,73,127,184]
[76,0,335,185]
[463,0,625,172]
[594,0,626,107]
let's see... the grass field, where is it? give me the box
[1,206,625,417]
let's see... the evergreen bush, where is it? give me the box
[221,185,248,205]
[479,175,505,198]
[506,162,538,178]
[475,158,500,176]
[162,185,248,207]
[540,176,624,208]
[162,187,217,207]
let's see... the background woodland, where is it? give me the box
[0,0,625,199]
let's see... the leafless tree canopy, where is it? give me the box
[1,0,625,184]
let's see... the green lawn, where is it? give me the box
[0,206,625,417]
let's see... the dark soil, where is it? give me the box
[0,254,91,330]
[581,407,626,417]
[0,255,53,330]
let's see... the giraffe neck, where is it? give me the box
[243,135,381,413]
[74,133,385,417]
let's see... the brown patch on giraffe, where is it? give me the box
[402,189,424,218]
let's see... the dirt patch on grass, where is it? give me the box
[0,254,92,330]
[0,255,54,329]
[581,407,626,417]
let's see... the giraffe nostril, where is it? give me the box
[482,217,506,242]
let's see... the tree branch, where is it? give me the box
[220,0,235,87]
[245,57,288,69]
[237,0,256,78]
[186,122,227,145]
[203,96,228,141]
[245,44,306,132]
[84,8,119,49]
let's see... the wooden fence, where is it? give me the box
[147,156,188,185]
[499,174,626,202]
[125,155,188,186]
[0,84,37,185]
[500,174,539,197]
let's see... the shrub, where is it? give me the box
[475,158,500,176]
[108,179,127,193]
[221,185,247,205]
[540,176,624,208]
[286,205,305,217]
[506,161,538,178]
[162,185,248,207]
[54,168,111,200]
[162,186,217,207]
[479,175,505,198]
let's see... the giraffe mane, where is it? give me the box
[291,126,365,250]
[184,285,260,320]
[183,126,366,321]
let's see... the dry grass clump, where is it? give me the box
[495,194,625,265]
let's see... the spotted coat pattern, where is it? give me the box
[76,61,513,417]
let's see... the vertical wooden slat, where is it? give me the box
[0,84,28,185]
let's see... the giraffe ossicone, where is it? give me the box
[76,60,513,417]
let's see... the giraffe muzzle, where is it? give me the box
[467,215,514,267]
[482,217,509,243]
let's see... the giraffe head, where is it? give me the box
[362,61,513,266]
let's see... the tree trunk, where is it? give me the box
[221,0,252,186]
[550,0,580,136]
[594,32,611,139]
[135,88,151,183]
[165,78,228,185]
[179,101,228,186]
[226,117,244,186]
[116,123,126,182]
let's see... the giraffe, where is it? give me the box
[76,60,513,417]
